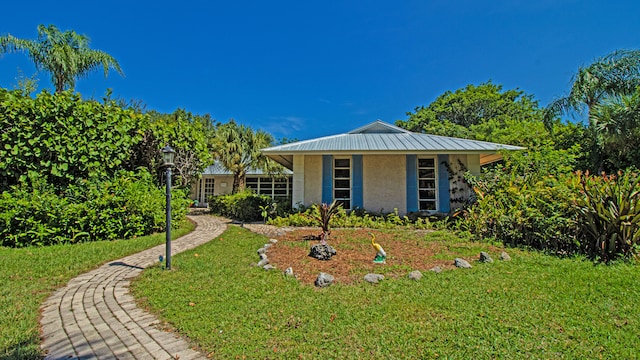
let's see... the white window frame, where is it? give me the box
[417,157,437,211]
[333,157,351,209]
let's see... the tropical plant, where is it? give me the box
[0,24,123,93]
[575,170,640,261]
[312,200,342,244]
[545,49,640,172]
[212,120,283,193]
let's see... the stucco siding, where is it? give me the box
[304,155,323,206]
[362,155,406,214]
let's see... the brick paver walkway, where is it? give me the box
[39,215,226,360]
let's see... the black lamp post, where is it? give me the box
[162,145,175,270]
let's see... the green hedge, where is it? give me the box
[0,171,188,247]
[208,191,272,222]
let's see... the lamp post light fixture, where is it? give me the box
[162,145,175,270]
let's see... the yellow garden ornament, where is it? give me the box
[369,232,387,264]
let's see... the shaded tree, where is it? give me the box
[0,24,123,93]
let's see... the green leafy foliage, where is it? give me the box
[0,170,188,247]
[461,169,581,254]
[208,190,273,222]
[575,170,640,261]
[0,89,143,190]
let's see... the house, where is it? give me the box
[190,162,293,206]
[261,120,523,215]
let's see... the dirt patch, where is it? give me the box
[245,224,501,286]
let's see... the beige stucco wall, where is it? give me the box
[362,155,406,214]
[303,155,323,206]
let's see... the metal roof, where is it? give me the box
[202,161,292,176]
[262,120,524,168]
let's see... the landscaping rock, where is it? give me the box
[364,274,384,284]
[408,270,423,280]
[479,252,494,263]
[284,267,294,277]
[263,264,275,271]
[257,247,267,255]
[500,251,512,261]
[454,258,472,269]
[259,253,268,261]
[315,272,335,287]
[269,239,278,244]
[257,258,269,267]
[308,244,337,261]
[263,243,273,249]
[429,266,443,274]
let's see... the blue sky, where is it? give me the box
[2,1,640,140]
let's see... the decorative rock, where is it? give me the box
[500,251,512,261]
[257,247,267,255]
[259,253,268,260]
[269,239,278,244]
[429,266,442,274]
[308,244,337,261]
[408,270,423,280]
[479,252,494,263]
[263,243,273,249]
[454,258,472,269]
[315,272,335,287]
[364,274,385,284]
[263,264,275,271]
[257,258,269,267]
[284,267,294,277]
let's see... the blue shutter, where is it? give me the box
[406,155,418,212]
[352,155,363,209]
[322,155,333,204]
[438,154,450,213]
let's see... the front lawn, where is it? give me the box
[132,226,640,359]
[0,222,195,360]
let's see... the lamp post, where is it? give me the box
[162,145,175,270]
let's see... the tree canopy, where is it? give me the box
[0,24,123,93]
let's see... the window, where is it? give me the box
[418,158,437,211]
[246,176,292,200]
[203,178,215,200]
[334,158,351,209]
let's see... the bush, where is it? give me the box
[208,190,272,222]
[575,169,640,261]
[0,170,188,247]
[460,169,581,254]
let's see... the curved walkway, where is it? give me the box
[39,215,226,360]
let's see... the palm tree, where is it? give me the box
[212,120,281,193]
[545,49,640,124]
[545,49,640,171]
[0,24,123,93]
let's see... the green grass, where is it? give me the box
[132,226,640,359]
[0,221,195,359]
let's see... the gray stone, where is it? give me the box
[284,267,294,277]
[257,247,267,255]
[479,252,494,263]
[500,251,512,261]
[308,244,337,261]
[259,253,268,260]
[429,266,443,274]
[263,264,275,271]
[364,274,385,284]
[315,272,335,287]
[408,270,423,280]
[257,258,269,267]
[263,243,273,249]
[454,258,472,269]
[269,239,278,244]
